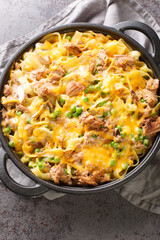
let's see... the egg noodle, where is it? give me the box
[1,31,159,186]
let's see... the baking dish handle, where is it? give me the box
[0,148,48,196]
[114,21,160,65]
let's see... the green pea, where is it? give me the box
[121,132,126,139]
[133,114,139,119]
[36,157,42,162]
[43,124,51,130]
[137,128,142,135]
[121,146,126,151]
[122,162,128,170]
[66,112,72,118]
[71,105,77,113]
[151,111,156,118]
[110,141,115,148]
[143,138,149,147]
[103,112,108,117]
[64,72,69,76]
[83,97,89,102]
[114,142,119,148]
[28,161,37,168]
[3,127,11,134]
[71,167,75,175]
[73,112,79,117]
[21,156,29,163]
[27,118,32,124]
[16,110,22,116]
[60,97,65,107]
[139,135,144,140]
[9,141,15,147]
[54,110,61,117]
[110,160,116,166]
[38,162,44,170]
[50,110,61,119]
[49,158,55,163]
[130,133,134,138]
[78,134,83,138]
[53,156,60,164]
[143,136,148,140]
[116,125,122,132]
[29,136,35,143]
[64,168,68,174]
[98,116,104,120]
[106,101,112,107]
[92,134,97,139]
[98,101,105,107]
[94,70,98,75]
[95,85,101,90]
[94,80,100,84]
[101,91,106,96]
[65,35,72,41]
[76,107,83,115]
[35,148,41,153]
[116,149,121,155]
[88,85,95,92]
[111,108,116,115]
[110,141,119,149]
[69,54,73,58]
[143,75,150,80]
[140,98,145,103]
[84,88,89,94]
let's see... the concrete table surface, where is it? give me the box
[0,0,160,239]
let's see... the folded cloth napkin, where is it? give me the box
[0,0,160,213]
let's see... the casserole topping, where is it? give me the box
[1,31,160,186]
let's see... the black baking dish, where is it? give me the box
[0,21,160,196]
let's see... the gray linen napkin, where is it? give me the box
[0,0,160,213]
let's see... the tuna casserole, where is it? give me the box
[1,31,160,186]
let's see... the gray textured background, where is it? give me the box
[0,0,160,240]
